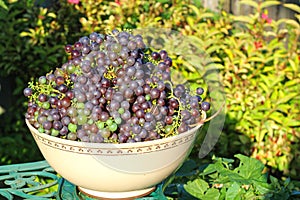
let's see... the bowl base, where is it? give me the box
[78,186,156,200]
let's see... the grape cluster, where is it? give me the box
[24,30,210,143]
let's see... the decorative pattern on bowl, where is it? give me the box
[32,131,195,155]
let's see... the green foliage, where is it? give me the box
[0,0,83,164]
[0,0,83,78]
[173,0,300,178]
[183,154,300,200]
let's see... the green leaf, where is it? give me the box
[252,180,273,194]
[258,82,269,94]
[269,111,284,124]
[283,19,300,29]
[205,45,222,54]
[218,170,247,184]
[284,79,300,88]
[276,93,298,105]
[234,154,265,180]
[284,119,300,127]
[186,16,195,27]
[184,179,209,198]
[239,0,258,8]
[0,0,8,10]
[157,0,170,3]
[276,104,290,114]
[201,160,224,176]
[261,1,281,9]
[188,4,202,19]
[198,12,215,20]
[193,0,202,7]
[288,59,300,73]
[226,182,241,200]
[232,15,255,24]
[47,12,56,18]
[283,3,300,13]
[269,175,280,188]
[203,188,220,200]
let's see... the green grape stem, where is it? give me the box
[163,80,183,137]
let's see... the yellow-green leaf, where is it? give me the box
[269,112,284,124]
[187,4,201,18]
[276,104,290,114]
[198,12,215,20]
[0,0,8,10]
[284,119,300,127]
[239,0,258,8]
[261,1,281,9]
[248,56,265,63]
[186,16,194,27]
[278,18,300,29]
[224,49,234,61]
[47,12,56,18]
[232,15,254,24]
[295,14,300,22]
[276,93,298,105]
[20,32,31,37]
[206,45,222,54]
[284,79,300,88]
[283,3,300,13]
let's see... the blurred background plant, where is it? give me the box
[0,0,84,163]
[0,0,299,186]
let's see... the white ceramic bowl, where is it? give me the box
[26,118,205,199]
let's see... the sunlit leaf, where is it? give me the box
[234,154,266,180]
[226,182,241,200]
[284,119,300,127]
[184,179,209,198]
[278,18,300,29]
[276,93,298,105]
[187,4,202,18]
[0,0,8,10]
[239,0,258,8]
[47,12,56,18]
[261,1,281,9]
[283,3,300,13]
[269,111,284,124]
[232,15,255,24]
[203,188,220,200]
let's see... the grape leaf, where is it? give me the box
[226,182,242,200]
[234,154,266,180]
[203,188,220,200]
[184,179,209,198]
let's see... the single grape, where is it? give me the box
[65,44,73,53]
[39,76,47,84]
[151,52,160,60]
[23,88,33,97]
[201,102,210,111]
[196,87,204,95]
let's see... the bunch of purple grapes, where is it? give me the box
[24,30,210,143]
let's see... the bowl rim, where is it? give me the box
[25,112,205,148]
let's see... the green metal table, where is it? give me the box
[0,160,190,200]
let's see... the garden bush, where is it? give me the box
[178,1,300,179]
[0,0,299,182]
[0,0,84,164]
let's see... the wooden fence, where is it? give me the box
[201,0,299,20]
